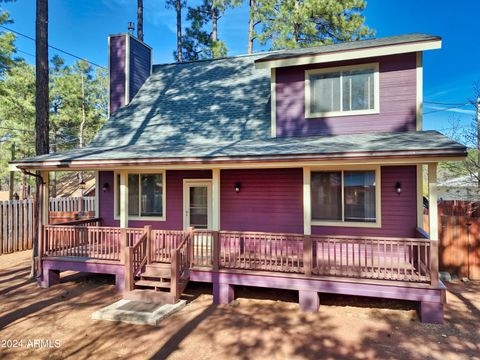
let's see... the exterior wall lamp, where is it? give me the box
[235,182,241,193]
[102,182,109,192]
[395,182,402,194]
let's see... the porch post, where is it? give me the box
[119,171,128,228]
[303,167,311,235]
[94,171,100,218]
[212,168,220,231]
[428,163,439,286]
[416,164,424,229]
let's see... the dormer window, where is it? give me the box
[305,63,379,118]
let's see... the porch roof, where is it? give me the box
[12,130,466,169]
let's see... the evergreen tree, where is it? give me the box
[256,0,374,49]
[181,0,239,60]
[166,0,185,62]
[0,8,16,80]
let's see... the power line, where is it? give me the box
[16,48,35,58]
[0,25,107,70]
[424,100,470,106]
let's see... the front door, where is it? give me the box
[183,180,212,230]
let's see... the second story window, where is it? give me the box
[305,63,379,118]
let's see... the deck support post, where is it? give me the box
[298,290,320,312]
[419,301,444,324]
[213,282,234,305]
[428,163,439,287]
[40,268,60,288]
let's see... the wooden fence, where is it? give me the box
[0,196,96,255]
[424,201,480,280]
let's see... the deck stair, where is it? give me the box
[123,227,194,304]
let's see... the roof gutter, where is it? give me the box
[10,148,467,171]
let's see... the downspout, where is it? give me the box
[21,169,45,280]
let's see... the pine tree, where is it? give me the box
[181,0,239,61]
[166,0,185,62]
[256,0,374,49]
[0,8,16,80]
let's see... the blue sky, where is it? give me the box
[2,0,479,140]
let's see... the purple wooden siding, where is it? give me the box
[220,169,304,233]
[109,35,126,114]
[99,170,211,230]
[312,165,418,238]
[128,37,151,101]
[98,166,417,237]
[275,53,417,137]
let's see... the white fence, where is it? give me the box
[0,196,96,254]
[49,196,95,212]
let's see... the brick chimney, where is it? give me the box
[108,33,152,115]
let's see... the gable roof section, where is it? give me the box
[255,33,441,68]
[13,131,466,169]
[92,53,271,149]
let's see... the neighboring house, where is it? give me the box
[52,172,96,198]
[12,33,467,324]
[438,174,480,201]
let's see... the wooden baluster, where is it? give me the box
[213,231,220,271]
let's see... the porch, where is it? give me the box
[40,219,444,322]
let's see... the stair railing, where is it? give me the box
[170,227,194,300]
[124,225,152,292]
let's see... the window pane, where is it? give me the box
[311,172,342,221]
[342,69,374,111]
[344,171,376,223]
[140,174,163,217]
[128,174,139,216]
[310,72,341,114]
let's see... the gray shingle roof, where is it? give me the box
[255,33,440,63]
[15,131,465,165]
[91,53,271,149]
[13,33,464,168]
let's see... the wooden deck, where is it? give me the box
[43,223,435,285]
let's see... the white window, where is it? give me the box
[311,168,381,227]
[115,172,166,220]
[305,63,379,118]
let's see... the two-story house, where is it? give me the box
[12,33,467,323]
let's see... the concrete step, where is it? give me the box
[123,289,176,304]
[135,279,171,289]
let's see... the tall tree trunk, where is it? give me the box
[247,0,255,54]
[212,6,218,42]
[137,0,144,41]
[176,0,183,62]
[9,142,15,199]
[33,0,49,278]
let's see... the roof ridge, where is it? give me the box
[152,33,439,68]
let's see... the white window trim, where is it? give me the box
[310,165,382,228]
[305,62,380,119]
[114,170,167,221]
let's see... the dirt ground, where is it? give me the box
[0,251,478,360]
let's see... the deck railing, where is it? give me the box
[43,224,436,285]
[124,226,151,291]
[171,227,194,299]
